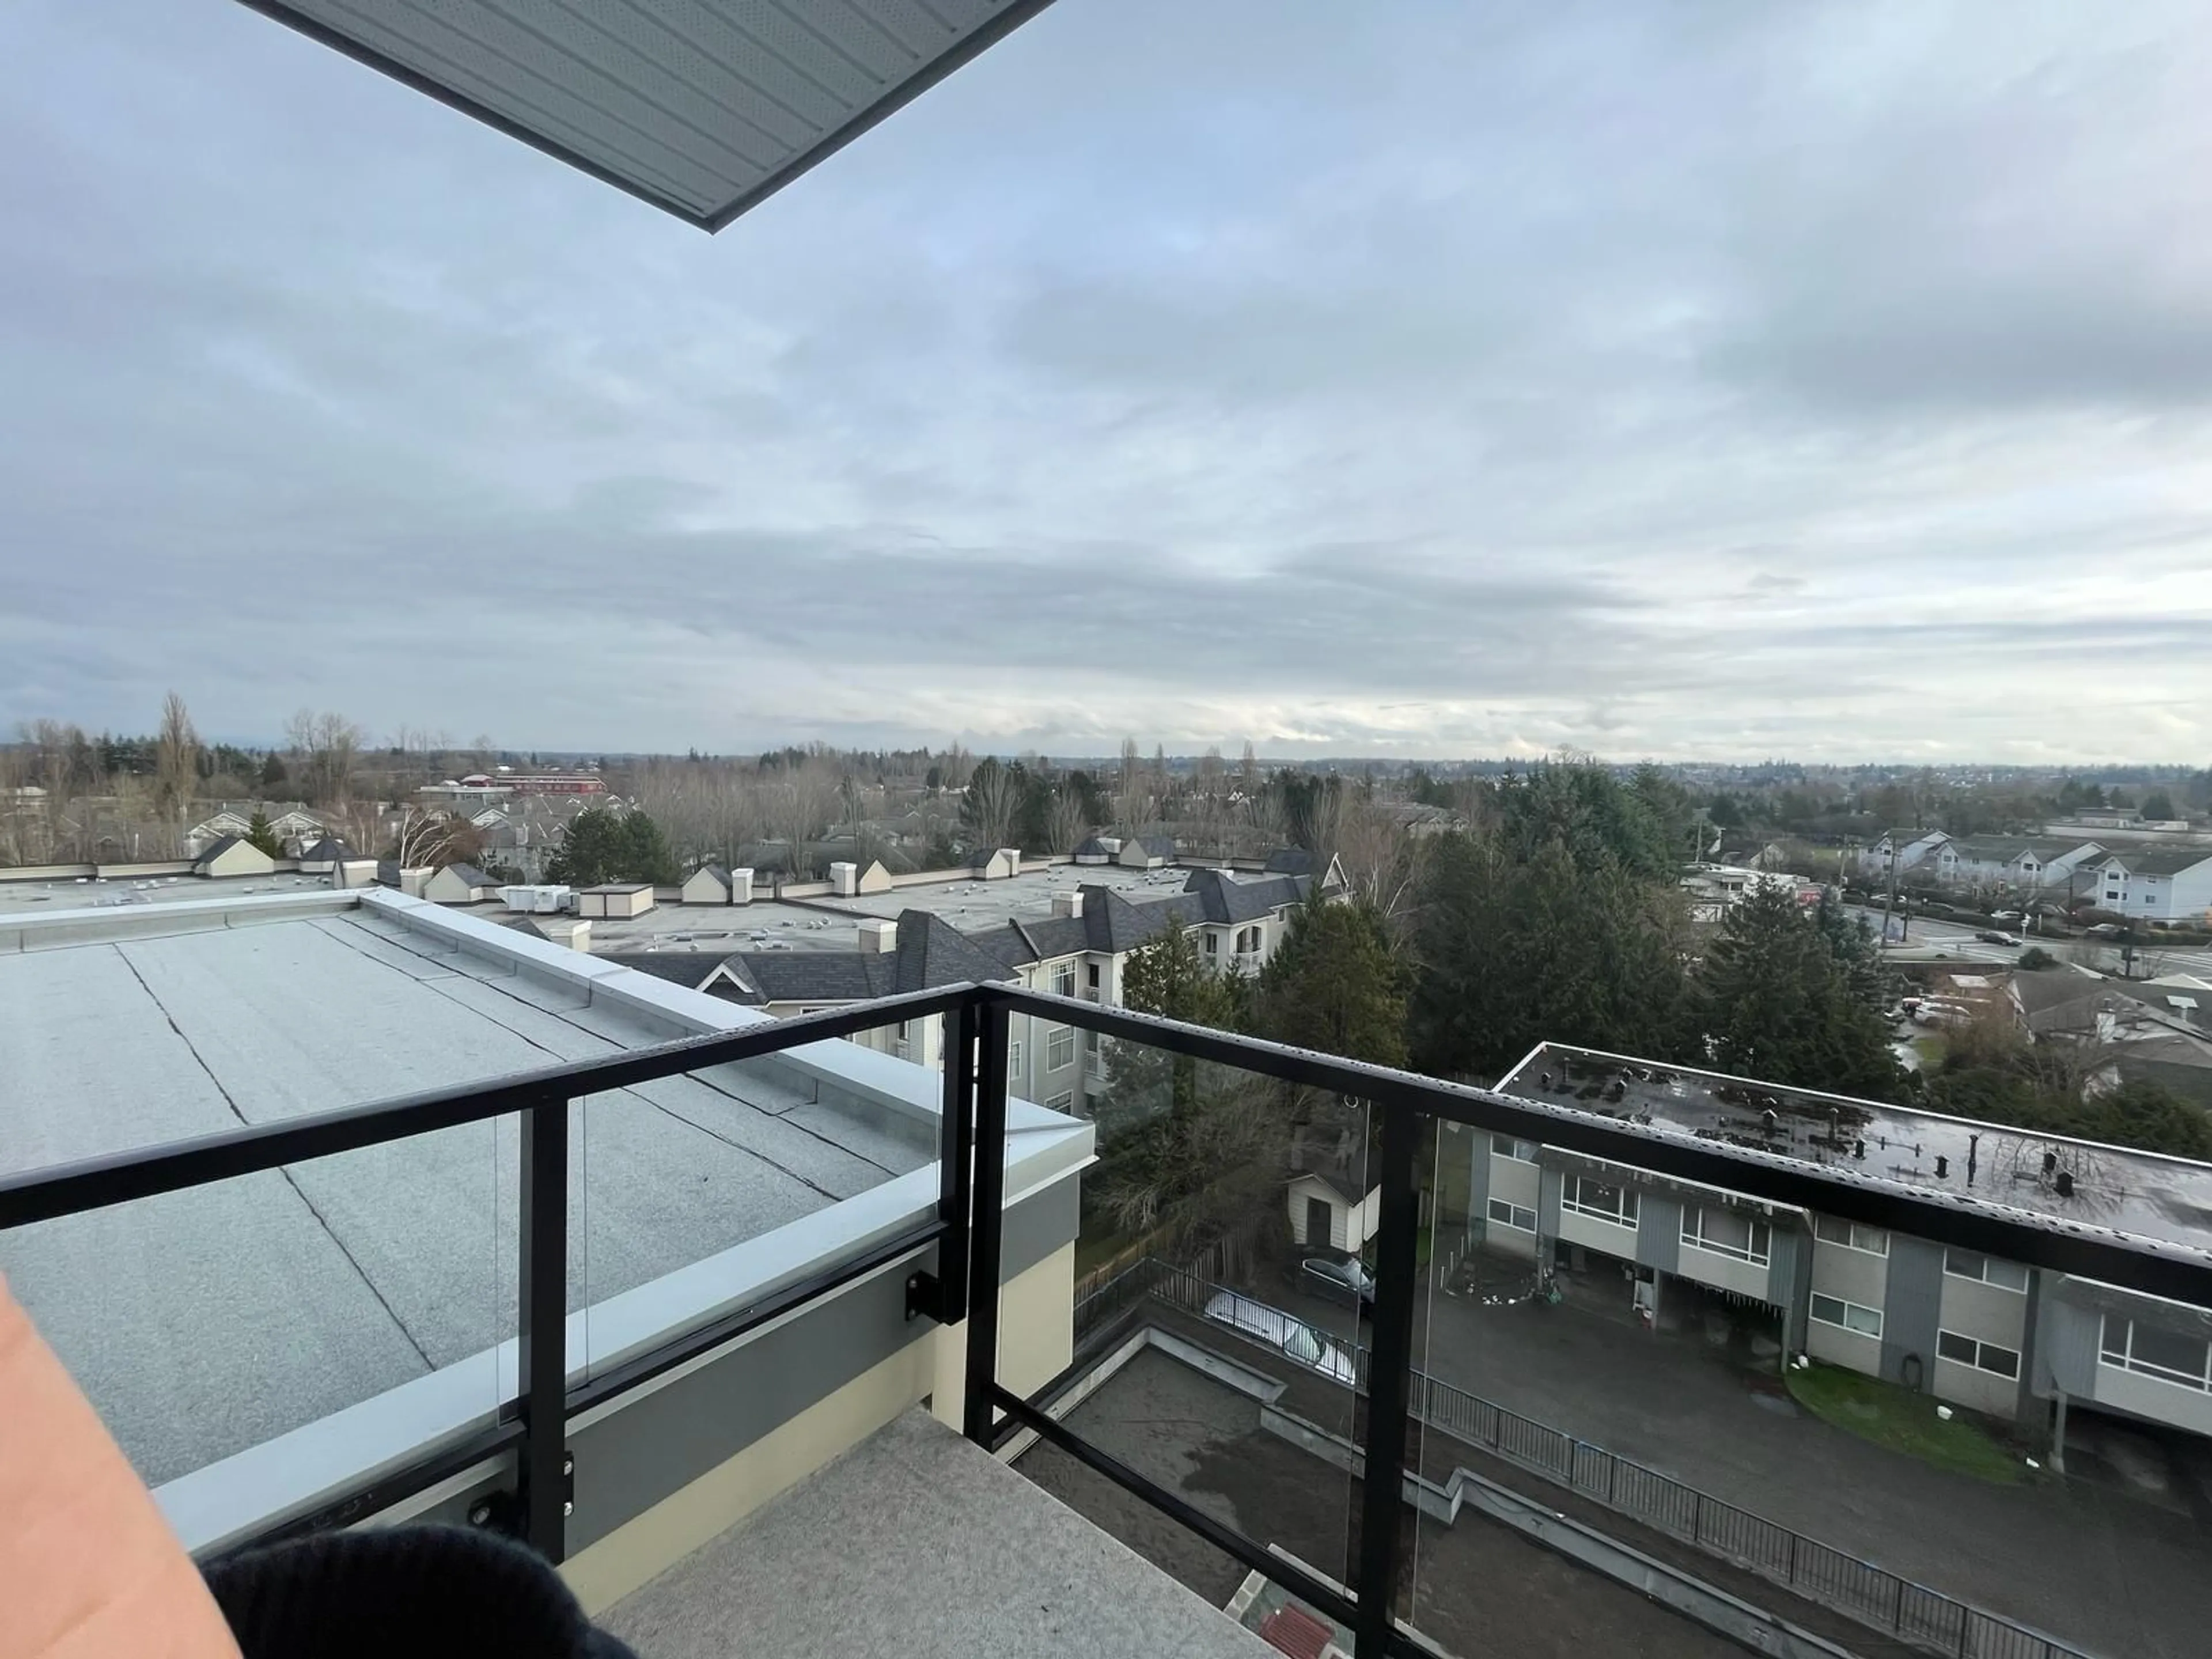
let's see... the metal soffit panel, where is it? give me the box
[239,0,1055,229]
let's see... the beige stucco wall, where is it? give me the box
[1807,1320,1882,1377]
[2096,1361,2212,1437]
[1488,1153,1541,1210]
[562,1241,1075,1615]
[1677,1240,1771,1300]
[1933,1356,2019,1419]
[1811,1239,1889,1309]
[1938,1270,2030,1349]
[1557,1205,1638,1258]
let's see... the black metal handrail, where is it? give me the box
[5,978,2211,1657]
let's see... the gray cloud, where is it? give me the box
[2,0,2210,760]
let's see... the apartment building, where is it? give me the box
[1478,1044,2212,1453]
[1928,838,2107,896]
[2082,848,2212,923]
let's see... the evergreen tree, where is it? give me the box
[244,810,283,859]
[1086,916,1285,1271]
[1698,886,1903,1100]
[548,806,676,887]
[1254,899,1407,1068]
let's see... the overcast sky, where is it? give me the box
[5,2,2211,764]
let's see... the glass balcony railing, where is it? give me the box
[7,982,2212,1658]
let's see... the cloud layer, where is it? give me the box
[3,1,2210,761]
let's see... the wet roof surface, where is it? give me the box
[1498,1043,2212,1255]
[0,897,932,1484]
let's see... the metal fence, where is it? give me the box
[1075,1258,2092,1659]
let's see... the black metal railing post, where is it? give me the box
[517,1093,570,1560]
[962,994,1012,1445]
[1353,1100,1421,1657]
[934,995,980,1328]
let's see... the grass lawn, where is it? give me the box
[1075,1227,1135,1278]
[1786,1363,2028,1485]
[1908,1033,1949,1067]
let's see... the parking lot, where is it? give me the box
[1225,1255,2212,1659]
[1018,1343,1746,1659]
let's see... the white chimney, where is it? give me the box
[858,919,898,953]
[1052,890,1084,918]
[731,866,754,904]
[543,918,592,953]
[400,866,432,899]
[830,861,859,897]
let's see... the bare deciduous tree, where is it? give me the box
[961,760,1021,853]
[154,694,200,846]
[1046,783,1090,855]
[287,710,363,806]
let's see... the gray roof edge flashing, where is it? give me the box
[0,888,362,952]
[154,1116,1093,1555]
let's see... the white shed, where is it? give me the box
[1285,1173,1380,1254]
[578,882,656,919]
[682,864,734,904]
[422,863,500,904]
[192,836,277,880]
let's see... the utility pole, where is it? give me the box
[1884,837,1907,943]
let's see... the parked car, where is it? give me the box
[1203,1291,1358,1384]
[2086,922,2123,937]
[1991,910,2022,922]
[1300,1256,1376,1308]
[1974,929,2022,946]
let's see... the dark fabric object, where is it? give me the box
[202,1524,636,1659]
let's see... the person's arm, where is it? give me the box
[0,1276,241,1659]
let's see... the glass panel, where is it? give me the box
[2131,1325,2211,1385]
[1400,1101,2212,1659]
[577,1013,942,1378]
[1018,1037,1363,1631]
[0,1130,504,1516]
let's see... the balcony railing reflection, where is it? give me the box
[6,980,2211,1659]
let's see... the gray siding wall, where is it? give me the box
[2037,1293,2101,1399]
[547,1177,1076,1553]
[1634,1195,1681,1274]
[1465,1128,1491,1215]
[1880,1234,1946,1388]
[1767,1228,1811,1350]
[2014,1272,2045,1418]
[1538,1165,1563,1240]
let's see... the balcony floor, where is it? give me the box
[602,1408,1276,1659]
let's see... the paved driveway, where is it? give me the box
[1384,1274,2212,1659]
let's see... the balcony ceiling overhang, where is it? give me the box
[238,0,1056,231]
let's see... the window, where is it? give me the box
[1084,1027,1103,1074]
[1814,1215,1890,1255]
[1487,1198,1537,1232]
[1046,1025,1075,1071]
[1561,1176,1638,1229]
[2108,890,2122,902]
[1495,1137,1539,1163]
[1051,961,1076,998]
[1944,1249,2029,1291]
[1234,925,1262,954]
[1205,933,1219,956]
[1007,1039,1024,1077]
[1937,1330,2020,1379]
[1086,963,1101,990]
[2102,1316,2212,1391]
[1682,1207,1771,1265]
[1810,1294,1883,1339]
[1043,1090,1074,1113]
